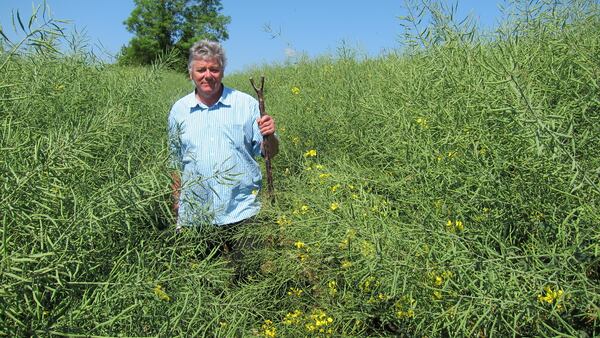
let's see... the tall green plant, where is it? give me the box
[1,0,598,336]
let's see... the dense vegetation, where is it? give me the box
[1,1,598,336]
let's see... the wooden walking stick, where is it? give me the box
[249,76,275,202]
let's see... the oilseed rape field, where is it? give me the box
[1,2,599,337]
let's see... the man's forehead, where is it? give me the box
[191,58,221,68]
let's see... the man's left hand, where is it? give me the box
[257,115,276,136]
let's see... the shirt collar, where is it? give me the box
[188,86,232,113]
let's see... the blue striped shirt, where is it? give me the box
[168,87,263,226]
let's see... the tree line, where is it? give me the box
[118,0,230,70]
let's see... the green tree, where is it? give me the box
[119,0,230,68]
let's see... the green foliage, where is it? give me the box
[1,1,599,336]
[119,0,230,70]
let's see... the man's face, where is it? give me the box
[189,58,224,103]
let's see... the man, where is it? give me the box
[168,40,278,235]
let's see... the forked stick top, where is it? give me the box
[249,76,266,117]
[249,76,265,95]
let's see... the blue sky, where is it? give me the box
[0,1,504,73]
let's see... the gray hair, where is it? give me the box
[188,40,227,72]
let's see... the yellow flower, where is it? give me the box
[294,241,306,249]
[538,286,564,305]
[328,280,337,295]
[291,86,300,95]
[153,284,171,302]
[396,309,415,319]
[360,240,375,258]
[341,260,352,269]
[531,211,544,222]
[359,276,380,293]
[261,319,277,337]
[252,189,259,196]
[338,238,349,250]
[416,117,428,128]
[276,215,291,226]
[283,310,302,325]
[446,219,465,232]
[288,287,304,297]
[346,229,357,238]
[378,293,389,301]
[330,184,340,192]
[395,295,417,319]
[330,202,339,211]
[304,149,317,157]
[292,136,300,145]
[306,309,333,333]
